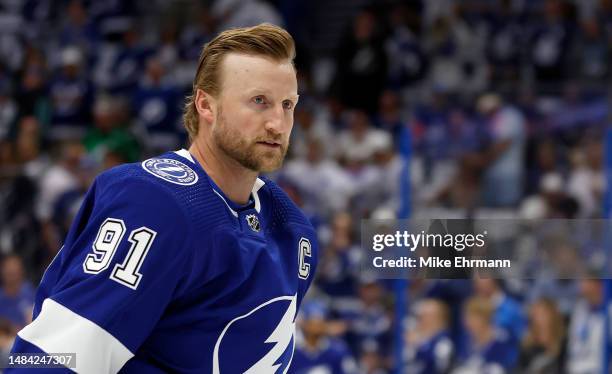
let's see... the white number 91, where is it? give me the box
[83,218,157,290]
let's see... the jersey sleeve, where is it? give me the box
[9,173,194,373]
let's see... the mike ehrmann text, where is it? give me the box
[372,256,512,269]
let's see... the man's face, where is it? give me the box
[211,53,298,173]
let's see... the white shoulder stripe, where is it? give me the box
[252,178,265,213]
[174,149,195,164]
[18,298,133,373]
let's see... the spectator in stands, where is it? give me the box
[179,5,214,62]
[48,46,93,138]
[0,117,46,268]
[426,106,488,210]
[567,138,605,218]
[525,139,559,196]
[0,318,16,367]
[527,0,572,93]
[0,6,25,73]
[569,18,609,92]
[362,138,404,217]
[0,255,34,329]
[566,278,605,374]
[316,212,360,297]
[332,9,387,114]
[282,137,354,216]
[155,24,180,70]
[15,46,50,124]
[527,242,580,316]
[485,0,524,90]
[520,172,579,219]
[132,57,182,152]
[411,90,454,186]
[403,298,454,374]
[105,25,152,95]
[477,93,526,207]
[453,297,518,373]
[384,4,427,90]
[292,300,358,374]
[288,100,333,160]
[83,95,140,166]
[358,340,388,374]
[57,0,100,60]
[16,116,48,179]
[429,7,489,97]
[519,298,566,373]
[35,141,84,256]
[342,278,392,357]
[337,110,391,166]
[373,90,407,143]
[473,278,526,341]
[0,80,17,140]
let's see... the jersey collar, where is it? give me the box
[173,149,265,217]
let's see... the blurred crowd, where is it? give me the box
[0,0,611,372]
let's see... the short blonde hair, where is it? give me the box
[464,297,494,322]
[183,23,296,140]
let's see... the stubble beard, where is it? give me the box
[212,107,289,173]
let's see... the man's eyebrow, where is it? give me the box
[247,89,299,101]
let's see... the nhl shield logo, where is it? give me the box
[246,214,260,232]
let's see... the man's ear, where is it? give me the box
[195,89,216,125]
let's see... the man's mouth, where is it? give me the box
[256,141,282,149]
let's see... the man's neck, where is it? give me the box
[189,139,257,205]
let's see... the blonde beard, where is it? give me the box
[212,106,288,172]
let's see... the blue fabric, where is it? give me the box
[0,284,35,327]
[292,338,355,374]
[11,150,318,373]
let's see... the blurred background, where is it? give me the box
[0,0,611,372]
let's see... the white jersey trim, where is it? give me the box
[18,298,133,373]
[252,178,265,213]
[174,149,195,164]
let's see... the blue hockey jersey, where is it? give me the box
[10,149,319,373]
[403,331,454,374]
[291,337,358,374]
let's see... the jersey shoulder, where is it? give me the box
[258,176,313,230]
[97,152,231,233]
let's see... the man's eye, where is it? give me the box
[254,96,266,105]
[283,101,294,110]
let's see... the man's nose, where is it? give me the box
[264,105,285,134]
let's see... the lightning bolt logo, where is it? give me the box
[157,165,185,173]
[213,295,297,374]
[245,295,296,373]
[141,158,198,185]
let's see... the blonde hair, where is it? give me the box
[183,23,296,140]
[523,298,565,355]
[464,297,494,323]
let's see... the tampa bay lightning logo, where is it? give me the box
[141,158,198,186]
[213,295,297,374]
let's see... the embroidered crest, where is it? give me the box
[141,158,198,186]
